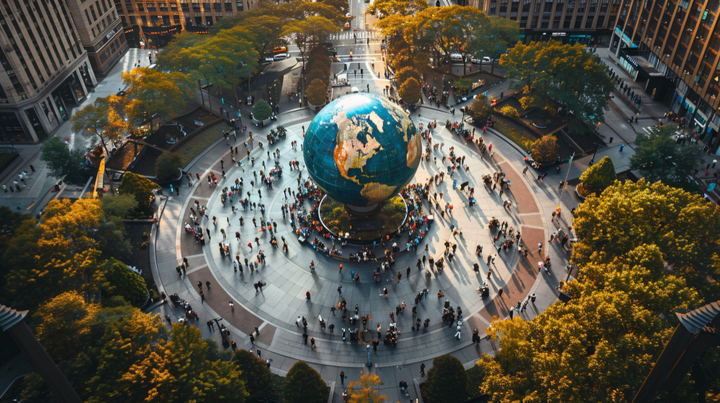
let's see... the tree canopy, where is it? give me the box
[156,152,183,182]
[71,95,126,156]
[232,349,274,402]
[500,40,613,127]
[123,68,194,125]
[283,361,327,403]
[282,16,339,63]
[119,172,160,207]
[347,372,387,403]
[421,354,469,403]
[40,137,93,185]
[578,155,616,196]
[253,99,273,121]
[470,94,493,121]
[629,125,703,191]
[475,180,719,402]
[530,135,559,164]
[307,79,328,106]
[399,77,422,105]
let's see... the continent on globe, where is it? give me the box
[303,93,420,208]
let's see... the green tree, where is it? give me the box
[306,79,328,106]
[123,68,194,125]
[470,94,492,120]
[100,194,138,220]
[471,16,519,74]
[99,259,147,307]
[399,77,422,105]
[396,67,422,87]
[347,372,387,403]
[421,355,469,403]
[253,98,273,121]
[119,172,160,206]
[156,151,183,181]
[629,125,703,191]
[156,31,208,73]
[40,137,92,185]
[578,155,616,196]
[530,134,559,164]
[499,105,519,119]
[367,0,428,37]
[283,361,327,403]
[500,40,613,127]
[233,349,274,402]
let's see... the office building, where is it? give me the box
[65,0,129,77]
[0,0,98,142]
[611,0,720,145]
[470,0,622,45]
[114,0,250,48]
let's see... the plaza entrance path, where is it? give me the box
[149,101,573,402]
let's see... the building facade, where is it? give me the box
[114,0,249,48]
[470,0,622,45]
[610,0,720,147]
[65,0,129,77]
[0,0,98,142]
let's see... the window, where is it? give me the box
[141,15,147,25]
[174,15,180,23]
[160,2,168,11]
[500,0,507,12]
[137,3,144,11]
[147,2,156,11]
[85,9,91,22]
[129,16,136,24]
[90,4,98,20]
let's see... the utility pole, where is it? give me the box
[557,152,575,210]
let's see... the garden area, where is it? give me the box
[319,195,407,242]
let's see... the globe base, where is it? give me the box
[345,203,380,215]
[318,195,408,244]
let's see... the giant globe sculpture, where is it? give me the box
[303,93,421,215]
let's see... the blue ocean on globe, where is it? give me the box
[303,93,421,207]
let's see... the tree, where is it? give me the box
[530,135,558,164]
[99,259,147,307]
[233,349,274,402]
[306,79,327,106]
[470,94,492,120]
[420,355,468,403]
[253,99,273,121]
[40,137,93,185]
[283,361,327,403]
[500,40,613,127]
[156,32,208,73]
[399,77,422,105]
[71,95,126,156]
[471,16,519,74]
[282,17,339,64]
[391,49,413,71]
[578,155,616,196]
[630,125,703,191]
[119,173,160,207]
[396,67,422,87]
[35,291,100,361]
[123,68,194,125]
[368,0,428,37]
[403,6,488,74]
[119,324,248,403]
[156,152,183,182]
[498,105,519,119]
[101,194,138,220]
[347,372,387,403]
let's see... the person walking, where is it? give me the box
[340,371,345,386]
[306,291,311,300]
[337,285,343,294]
[310,337,316,349]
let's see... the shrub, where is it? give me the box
[530,135,559,164]
[499,105,520,119]
[155,151,182,181]
[578,155,616,196]
[399,77,422,105]
[306,79,327,106]
[253,99,273,121]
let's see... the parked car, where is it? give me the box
[273,53,289,61]
[273,46,287,54]
[482,56,492,63]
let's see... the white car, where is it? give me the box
[482,56,492,63]
[273,53,288,61]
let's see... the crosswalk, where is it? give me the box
[328,30,381,41]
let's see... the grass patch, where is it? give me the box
[0,153,18,174]
[175,124,232,167]
[198,114,217,125]
[491,117,536,152]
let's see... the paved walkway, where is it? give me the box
[148,92,573,401]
